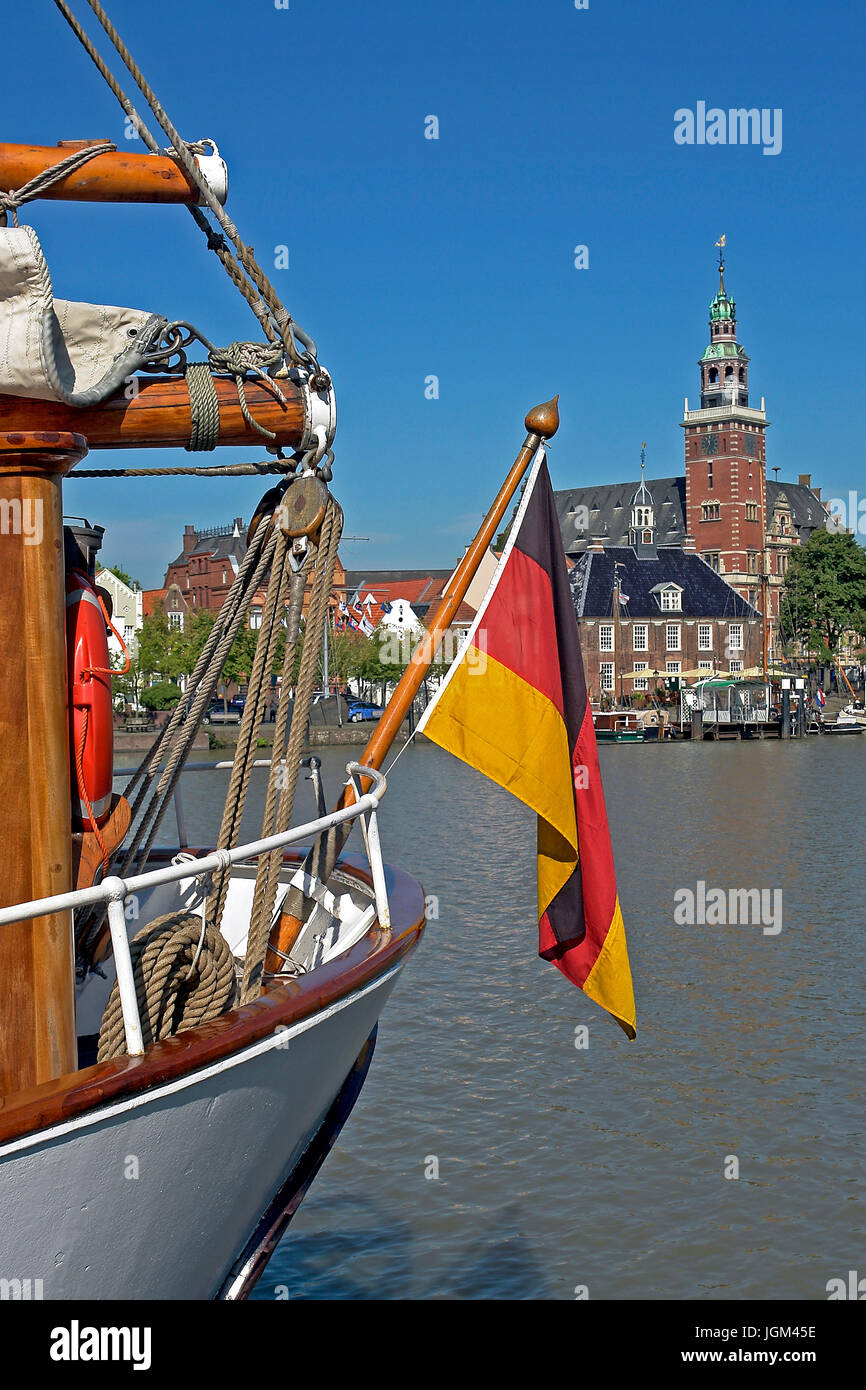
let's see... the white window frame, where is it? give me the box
[599,624,614,653]
[250,607,263,630]
[698,624,713,651]
[168,611,183,630]
[698,660,713,671]
[632,623,648,652]
[666,660,681,675]
[730,659,743,673]
[660,587,682,611]
[728,623,744,652]
[666,623,681,651]
[633,661,648,692]
[599,662,615,692]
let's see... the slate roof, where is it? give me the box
[569,547,761,620]
[555,474,827,552]
[765,480,826,539]
[168,525,246,569]
[554,477,687,552]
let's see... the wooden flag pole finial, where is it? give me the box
[524,395,560,440]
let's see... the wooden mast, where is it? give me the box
[265,396,560,970]
[0,432,85,1093]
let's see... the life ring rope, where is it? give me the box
[74,706,109,875]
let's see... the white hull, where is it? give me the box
[0,815,426,1301]
[0,962,405,1300]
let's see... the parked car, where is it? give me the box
[204,700,243,725]
[347,700,384,723]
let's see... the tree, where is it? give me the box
[779,530,866,660]
[140,680,182,710]
[136,609,187,683]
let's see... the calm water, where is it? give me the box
[129,738,866,1300]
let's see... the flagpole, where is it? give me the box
[264,396,560,970]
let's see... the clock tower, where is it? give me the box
[681,249,769,606]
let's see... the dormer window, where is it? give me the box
[650,583,683,612]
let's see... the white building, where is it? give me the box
[95,568,143,660]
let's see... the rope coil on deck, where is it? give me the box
[97,911,237,1061]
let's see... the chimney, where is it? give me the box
[798,473,811,488]
[233,516,243,535]
[588,537,606,553]
[682,534,696,552]
[183,524,196,554]
[814,486,821,500]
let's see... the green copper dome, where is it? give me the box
[709,290,736,322]
[700,341,747,362]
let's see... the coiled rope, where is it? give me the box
[97,911,236,1061]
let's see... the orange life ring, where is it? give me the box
[66,570,114,831]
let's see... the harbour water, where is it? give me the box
[130,738,866,1300]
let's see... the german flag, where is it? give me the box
[417,448,636,1037]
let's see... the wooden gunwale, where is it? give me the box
[0,850,425,1148]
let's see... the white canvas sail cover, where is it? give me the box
[0,224,166,406]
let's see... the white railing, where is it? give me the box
[682,404,767,424]
[0,762,390,1060]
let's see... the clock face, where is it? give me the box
[701,433,719,456]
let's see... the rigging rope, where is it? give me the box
[241,497,343,1002]
[51,0,326,383]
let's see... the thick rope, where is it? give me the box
[204,529,305,935]
[70,461,294,478]
[97,911,236,1060]
[0,140,115,226]
[241,497,343,1003]
[184,361,221,451]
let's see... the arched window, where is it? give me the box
[708,367,719,384]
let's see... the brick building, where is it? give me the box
[164,519,247,613]
[556,251,829,665]
[569,506,762,701]
[160,517,346,627]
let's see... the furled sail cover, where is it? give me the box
[0,225,167,406]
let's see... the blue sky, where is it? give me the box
[6,0,865,586]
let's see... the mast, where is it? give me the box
[0,433,84,1092]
